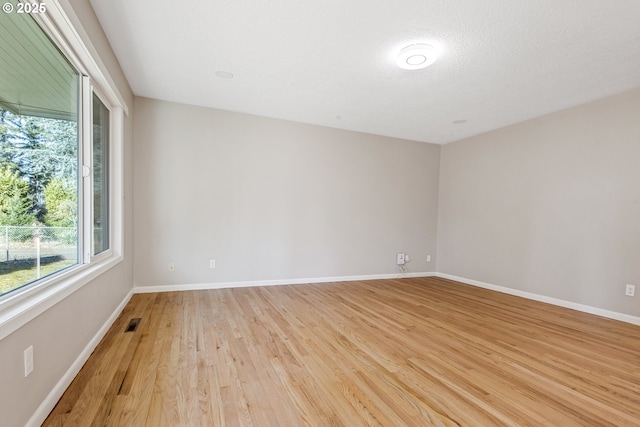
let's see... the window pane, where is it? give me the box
[0,12,79,296]
[92,94,109,255]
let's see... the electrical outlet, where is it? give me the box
[625,284,636,297]
[427,255,432,262]
[396,253,405,265]
[24,346,34,377]
[168,263,175,272]
[209,259,216,269]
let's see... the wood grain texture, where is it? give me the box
[42,277,640,426]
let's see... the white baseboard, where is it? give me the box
[26,288,135,427]
[134,272,436,294]
[436,273,640,326]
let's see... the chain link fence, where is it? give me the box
[0,225,78,263]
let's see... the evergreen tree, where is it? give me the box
[9,115,50,218]
[0,165,36,226]
[0,109,78,223]
[44,178,77,227]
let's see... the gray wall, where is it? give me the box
[437,88,640,316]
[0,1,134,426]
[133,98,441,286]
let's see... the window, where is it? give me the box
[0,8,80,296]
[92,93,110,256]
[0,4,123,303]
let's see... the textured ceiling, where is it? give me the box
[90,0,640,144]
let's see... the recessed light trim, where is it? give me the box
[215,71,234,79]
[396,44,437,70]
[407,55,427,65]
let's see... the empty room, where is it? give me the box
[1,0,639,426]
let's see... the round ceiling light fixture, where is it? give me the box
[396,44,437,70]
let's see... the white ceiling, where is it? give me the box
[90,0,640,144]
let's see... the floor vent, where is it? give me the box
[124,318,141,333]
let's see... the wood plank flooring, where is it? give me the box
[42,277,640,426]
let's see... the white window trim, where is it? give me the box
[0,0,127,341]
[82,77,116,263]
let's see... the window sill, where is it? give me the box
[0,255,123,341]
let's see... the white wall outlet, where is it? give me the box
[168,263,175,272]
[625,284,636,297]
[209,259,216,269]
[24,345,34,377]
[427,255,432,262]
[396,253,405,265]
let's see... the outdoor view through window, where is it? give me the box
[0,10,80,296]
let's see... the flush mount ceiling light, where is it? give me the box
[396,44,437,70]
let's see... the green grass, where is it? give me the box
[0,259,76,295]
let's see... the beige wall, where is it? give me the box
[133,98,440,286]
[0,1,134,426]
[438,88,640,316]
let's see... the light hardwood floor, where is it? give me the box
[42,277,640,426]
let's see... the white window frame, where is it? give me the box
[82,79,114,263]
[0,0,127,341]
